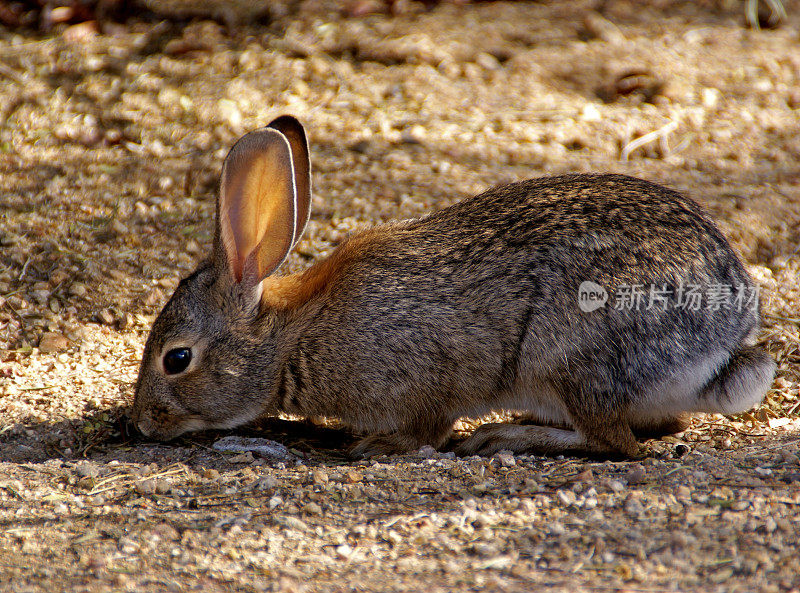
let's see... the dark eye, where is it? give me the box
[163,348,192,375]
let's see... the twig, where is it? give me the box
[764,313,800,323]
[0,61,24,84]
[17,256,31,281]
[746,0,787,29]
[620,121,678,162]
[87,464,188,497]
[2,298,32,345]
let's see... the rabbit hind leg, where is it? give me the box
[456,380,641,458]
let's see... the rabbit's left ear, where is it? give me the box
[267,115,311,246]
[217,128,297,286]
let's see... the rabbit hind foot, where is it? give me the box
[456,418,642,458]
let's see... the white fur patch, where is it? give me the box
[628,350,730,424]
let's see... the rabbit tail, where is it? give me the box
[698,345,775,414]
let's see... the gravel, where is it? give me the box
[1,1,799,591]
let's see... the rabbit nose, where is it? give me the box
[133,413,155,438]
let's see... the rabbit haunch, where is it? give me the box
[132,116,775,457]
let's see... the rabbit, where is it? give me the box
[131,115,776,458]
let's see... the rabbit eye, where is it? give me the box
[163,348,192,375]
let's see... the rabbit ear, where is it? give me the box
[266,115,311,245]
[217,128,297,285]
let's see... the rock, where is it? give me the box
[495,452,516,467]
[472,542,500,557]
[582,12,625,44]
[336,544,354,559]
[74,461,100,479]
[212,436,296,461]
[573,469,595,483]
[344,470,363,483]
[625,464,647,485]
[228,452,255,464]
[68,283,87,298]
[346,0,385,17]
[254,475,279,490]
[624,496,645,517]
[118,536,139,554]
[110,219,129,235]
[475,52,501,70]
[416,445,437,458]
[143,287,164,307]
[607,479,626,493]
[134,479,157,495]
[557,489,577,506]
[549,521,566,536]
[155,479,171,494]
[275,516,308,532]
[763,517,777,533]
[301,502,322,516]
[152,523,180,541]
[39,332,69,353]
[96,308,115,325]
[62,21,97,44]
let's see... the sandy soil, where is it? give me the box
[1,1,799,591]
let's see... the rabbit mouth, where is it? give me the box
[134,407,263,441]
[134,413,209,441]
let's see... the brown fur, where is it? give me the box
[260,231,383,310]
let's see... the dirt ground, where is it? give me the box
[1,1,800,591]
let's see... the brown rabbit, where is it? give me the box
[132,115,775,458]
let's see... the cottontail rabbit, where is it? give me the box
[132,115,775,458]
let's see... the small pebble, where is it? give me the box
[134,479,156,495]
[255,476,279,490]
[607,480,626,493]
[96,309,115,325]
[228,452,255,464]
[38,332,69,353]
[557,489,576,506]
[345,470,363,483]
[417,445,437,458]
[152,523,180,541]
[336,544,354,559]
[625,464,647,485]
[68,283,87,298]
[549,521,566,536]
[74,461,99,479]
[495,452,516,467]
[302,502,323,516]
